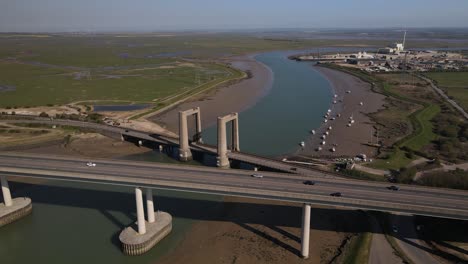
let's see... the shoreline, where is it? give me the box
[149,53,274,133]
[294,64,385,159]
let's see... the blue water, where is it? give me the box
[202,51,333,157]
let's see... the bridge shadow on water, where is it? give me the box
[5,181,468,260]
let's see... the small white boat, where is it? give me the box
[328,126,332,130]
[350,120,355,124]
[334,94,338,98]
[325,131,329,135]
[327,109,332,113]
[333,100,337,104]
[300,141,305,147]
[316,147,322,151]
[324,119,328,123]
[331,147,336,152]
[337,114,341,117]
[321,135,326,139]
[321,141,326,145]
[331,117,336,120]
[359,102,364,106]
[311,130,316,134]
[346,90,351,94]
[347,124,352,127]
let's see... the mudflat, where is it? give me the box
[151,54,273,132]
[296,66,385,158]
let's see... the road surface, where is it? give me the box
[1,152,468,220]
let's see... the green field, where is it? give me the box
[424,71,468,111]
[1,33,466,108]
[0,60,234,107]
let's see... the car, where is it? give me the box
[290,167,297,171]
[251,174,263,178]
[387,185,400,191]
[86,162,96,167]
[125,129,129,132]
[330,192,342,197]
[392,225,398,233]
[303,180,315,185]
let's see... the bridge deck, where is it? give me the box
[1,152,468,221]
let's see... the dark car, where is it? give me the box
[387,185,400,191]
[330,192,342,197]
[290,167,298,171]
[303,180,315,185]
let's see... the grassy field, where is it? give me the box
[1,33,467,108]
[0,34,385,108]
[402,104,440,150]
[424,71,468,111]
[0,60,231,107]
[342,232,372,264]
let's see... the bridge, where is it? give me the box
[1,152,468,258]
[1,109,468,258]
[0,114,322,175]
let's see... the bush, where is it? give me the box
[39,112,49,117]
[397,167,416,184]
[417,169,468,190]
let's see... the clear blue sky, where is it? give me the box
[1,0,467,32]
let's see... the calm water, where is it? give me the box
[0,51,333,263]
[202,51,333,157]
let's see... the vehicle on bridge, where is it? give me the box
[86,162,96,167]
[303,180,315,185]
[387,185,400,191]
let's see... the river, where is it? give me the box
[0,50,335,264]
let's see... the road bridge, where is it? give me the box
[0,116,319,174]
[1,152,468,258]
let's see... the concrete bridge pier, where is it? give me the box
[178,107,202,161]
[146,189,155,223]
[135,187,146,234]
[119,187,173,256]
[1,176,12,207]
[217,113,240,168]
[301,203,311,259]
[0,176,32,227]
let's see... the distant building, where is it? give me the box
[379,31,406,54]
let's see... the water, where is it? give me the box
[202,51,333,157]
[93,104,151,112]
[0,50,334,263]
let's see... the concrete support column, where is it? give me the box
[232,114,240,151]
[146,189,155,223]
[135,187,146,235]
[217,117,229,168]
[301,203,311,259]
[195,107,202,143]
[1,176,12,207]
[178,111,192,161]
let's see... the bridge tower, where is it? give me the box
[217,113,240,168]
[178,107,202,161]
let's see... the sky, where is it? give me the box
[1,0,468,32]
